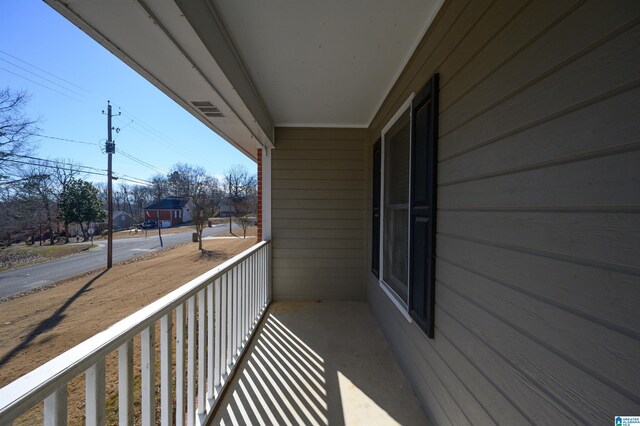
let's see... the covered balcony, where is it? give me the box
[0,245,427,425]
[1,0,639,424]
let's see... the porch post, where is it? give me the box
[261,147,272,241]
[257,149,262,241]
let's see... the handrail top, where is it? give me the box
[0,239,270,420]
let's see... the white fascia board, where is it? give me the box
[173,0,274,147]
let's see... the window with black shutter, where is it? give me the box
[375,73,438,339]
[409,74,438,338]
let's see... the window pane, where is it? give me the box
[383,108,410,303]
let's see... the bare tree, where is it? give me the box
[223,164,257,234]
[151,174,169,201]
[168,164,218,250]
[0,182,39,246]
[234,199,255,238]
[168,163,195,199]
[130,184,152,223]
[93,181,108,206]
[119,183,135,218]
[223,164,257,204]
[19,161,57,245]
[0,88,38,179]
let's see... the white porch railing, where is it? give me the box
[0,240,271,425]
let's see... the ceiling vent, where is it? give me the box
[191,101,224,117]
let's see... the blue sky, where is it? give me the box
[0,0,255,185]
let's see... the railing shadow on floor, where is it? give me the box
[213,302,429,426]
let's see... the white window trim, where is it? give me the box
[379,93,414,323]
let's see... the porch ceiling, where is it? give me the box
[44,0,443,155]
[211,0,443,128]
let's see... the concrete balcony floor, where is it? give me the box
[211,301,429,425]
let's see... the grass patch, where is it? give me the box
[0,244,92,272]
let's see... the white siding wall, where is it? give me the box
[367,0,640,423]
[272,128,367,300]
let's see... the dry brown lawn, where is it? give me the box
[0,231,257,424]
[105,217,237,241]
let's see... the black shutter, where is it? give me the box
[372,139,381,277]
[409,74,439,338]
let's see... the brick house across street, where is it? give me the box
[143,198,193,228]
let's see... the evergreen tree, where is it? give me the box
[58,178,106,241]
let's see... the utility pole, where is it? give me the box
[103,101,120,269]
[158,206,163,247]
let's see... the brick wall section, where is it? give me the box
[257,148,262,241]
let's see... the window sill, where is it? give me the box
[378,280,413,324]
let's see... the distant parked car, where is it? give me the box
[140,221,157,229]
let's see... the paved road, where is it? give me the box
[0,224,238,299]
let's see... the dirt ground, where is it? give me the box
[0,228,257,424]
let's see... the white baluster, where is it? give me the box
[85,359,105,426]
[207,282,215,399]
[44,385,67,426]
[161,314,173,426]
[176,304,185,426]
[220,273,227,380]
[240,261,245,346]
[214,278,222,389]
[141,325,156,425]
[234,266,240,357]
[187,296,196,426]
[197,289,206,414]
[118,340,133,425]
[226,271,232,370]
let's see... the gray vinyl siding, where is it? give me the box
[366,0,640,424]
[272,128,367,301]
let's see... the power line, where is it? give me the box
[0,52,203,167]
[0,176,48,186]
[123,120,202,164]
[0,65,84,104]
[114,118,134,134]
[0,52,103,112]
[116,108,202,163]
[1,158,104,178]
[118,148,166,174]
[0,56,87,98]
[25,132,167,179]
[1,52,205,175]
[26,132,166,177]
[28,133,99,146]
[113,173,154,186]
[3,158,152,186]
[1,156,153,186]
[0,49,92,94]
[0,51,185,162]
[118,109,180,147]
[4,153,108,173]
